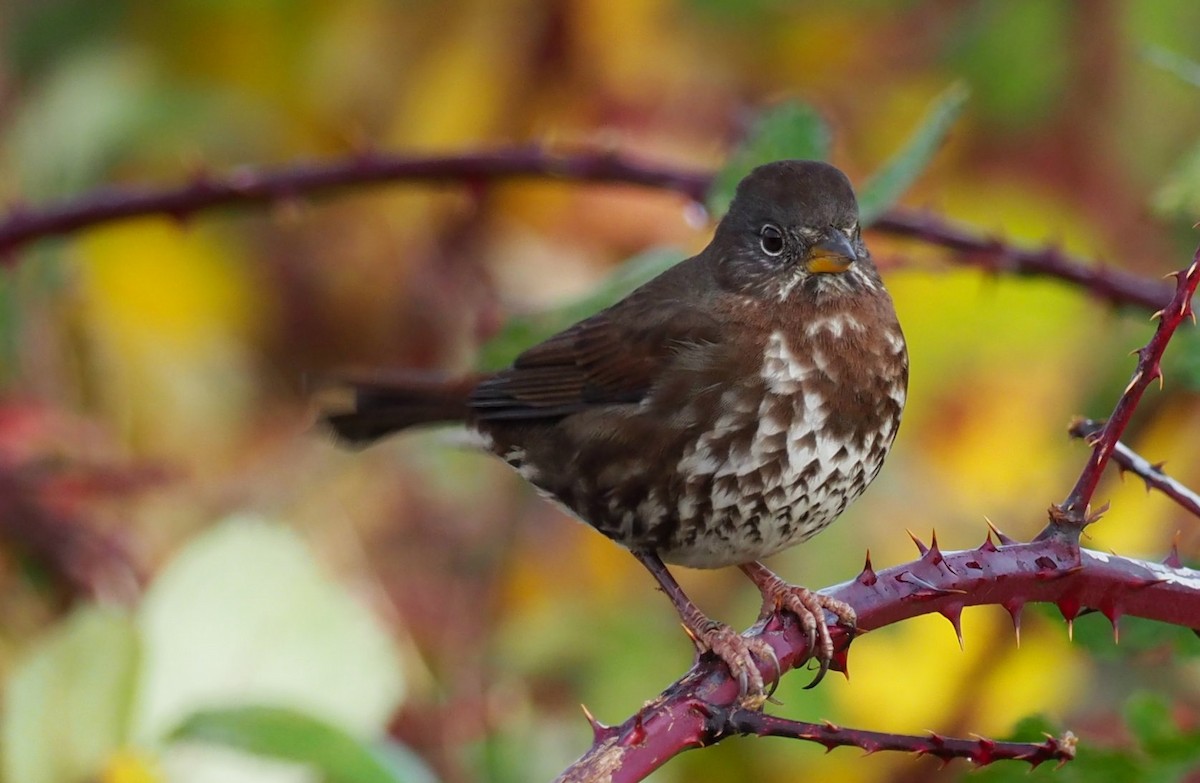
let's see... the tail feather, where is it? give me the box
[320,372,480,446]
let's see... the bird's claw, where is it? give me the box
[763,583,856,689]
[692,620,780,708]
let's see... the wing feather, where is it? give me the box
[470,299,721,421]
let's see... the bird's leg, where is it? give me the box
[738,561,856,689]
[632,550,778,705]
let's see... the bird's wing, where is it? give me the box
[470,298,722,421]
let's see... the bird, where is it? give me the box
[325,159,908,701]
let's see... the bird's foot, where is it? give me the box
[740,562,855,689]
[632,550,779,707]
[683,616,780,709]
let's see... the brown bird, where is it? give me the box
[327,160,908,699]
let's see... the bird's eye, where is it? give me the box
[759,224,784,256]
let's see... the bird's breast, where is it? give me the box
[661,319,906,568]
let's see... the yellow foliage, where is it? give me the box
[73,219,262,456]
[836,609,1085,735]
[101,749,162,783]
[1089,400,1200,554]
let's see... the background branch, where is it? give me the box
[0,148,1176,312]
[872,209,1175,311]
[1069,417,1200,520]
[0,148,710,257]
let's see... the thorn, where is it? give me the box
[1165,532,1183,568]
[581,703,617,742]
[857,550,878,586]
[1058,594,1082,636]
[984,517,1017,545]
[978,528,998,553]
[940,604,965,650]
[1084,502,1110,526]
[1151,308,1165,321]
[973,735,997,767]
[681,621,703,652]
[1098,598,1124,644]
[1123,370,1143,395]
[1003,599,1024,647]
[924,530,944,566]
[897,571,967,596]
[831,646,850,680]
[906,528,929,556]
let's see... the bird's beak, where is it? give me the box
[805,230,857,274]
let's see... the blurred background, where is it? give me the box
[2,1,1200,781]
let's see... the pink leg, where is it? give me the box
[739,561,856,689]
[633,551,779,705]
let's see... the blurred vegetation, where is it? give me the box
[2,1,1200,782]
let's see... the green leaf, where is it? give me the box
[1,607,139,783]
[1167,325,1200,389]
[170,706,433,783]
[945,1,1069,130]
[1124,692,1200,764]
[971,714,1129,783]
[858,82,969,223]
[1125,692,1174,750]
[1143,45,1200,89]
[1152,139,1200,219]
[477,246,684,370]
[707,102,831,216]
[132,516,406,745]
[1065,607,1200,659]
[976,701,1200,783]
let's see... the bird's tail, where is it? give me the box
[319,371,481,446]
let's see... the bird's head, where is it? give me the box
[712,160,881,301]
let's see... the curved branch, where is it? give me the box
[0,147,1177,312]
[555,536,1200,782]
[0,148,710,256]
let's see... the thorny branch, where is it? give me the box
[724,710,1075,769]
[1069,417,1200,520]
[556,535,1198,782]
[1044,254,1200,538]
[0,147,1177,312]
